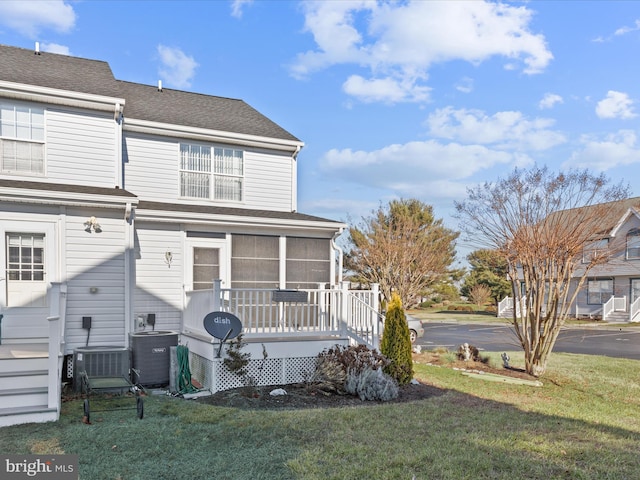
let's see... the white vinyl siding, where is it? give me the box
[124,134,294,211]
[243,150,293,211]
[0,102,45,175]
[133,224,183,332]
[45,108,117,187]
[64,210,127,349]
[123,134,180,200]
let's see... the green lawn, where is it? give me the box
[3,351,639,479]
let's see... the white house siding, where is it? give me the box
[45,108,118,188]
[243,149,294,212]
[122,133,179,200]
[123,134,294,211]
[64,208,128,352]
[133,222,183,333]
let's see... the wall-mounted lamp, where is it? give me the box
[164,251,173,268]
[84,216,102,233]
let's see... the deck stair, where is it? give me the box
[604,310,629,323]
[0,344,57,428]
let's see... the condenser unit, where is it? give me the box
[130,331,178,387]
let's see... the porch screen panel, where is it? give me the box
[193,247,219,290]
[286,237,331,289]
[231,235,279,289]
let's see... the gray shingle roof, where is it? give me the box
[0,44,299,142]
[0,178,137,198]
[0,43,121,98]
[137,201,343,225]
[118,81,300,142]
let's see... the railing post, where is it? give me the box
[47,315,61,414]
[340,281,350,337]
[212,279,222,311]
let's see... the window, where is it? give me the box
[583,238,608,263]
[180,143,243,201]
[286,237,331,289]
[626,229,640,260]
[6,233,47,307]
[587,278,613,305]
[0,103,44,175]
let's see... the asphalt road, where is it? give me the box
[418,322,640,360]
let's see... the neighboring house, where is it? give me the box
[498,197,640,323]
[0,44,379,427]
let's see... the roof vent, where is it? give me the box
[157,80,163,92]
[34,42,41,55]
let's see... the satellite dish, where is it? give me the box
[203,311,242,341]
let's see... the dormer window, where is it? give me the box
[0,102,45,175]
[626,228,640,260]
[179,143,243,202]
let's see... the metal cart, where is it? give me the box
[74,346,144,422]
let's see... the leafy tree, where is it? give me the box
[460,249,511,304]
[455,166,629,377]
[380,293,413,385]
[346,199,459,308]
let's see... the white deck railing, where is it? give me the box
[602,296,615,320]
[629,297,640,322]
[183,282,381,348]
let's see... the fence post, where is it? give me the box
[212,279,222,311]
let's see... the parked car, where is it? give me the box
[406,315,424,344]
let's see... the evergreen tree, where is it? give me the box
[380,293,413,385]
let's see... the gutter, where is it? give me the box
[331,228,345,284]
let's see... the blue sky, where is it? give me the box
[1,1,640,263]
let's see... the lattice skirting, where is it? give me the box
[189,352,317,394]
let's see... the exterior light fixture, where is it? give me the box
[84,216,102,233]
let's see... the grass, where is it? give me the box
[3,352,640,479]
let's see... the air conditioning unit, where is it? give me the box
[130,331,178,387]
[72,346,130,392]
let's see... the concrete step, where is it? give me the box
[0,387,48,409]
[0,405,58,428]
[0,370,48,390]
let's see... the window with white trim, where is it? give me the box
[6,233,47,307]
[626,228,640,260]
[587,277,613,305]
[0,103,45,175]
[180,143,243,201]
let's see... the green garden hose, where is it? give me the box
[176,345,198,394]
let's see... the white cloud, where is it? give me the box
[41,42,70,55]
[614,19,640,37]
[290,1,552,103]
[157,45,199,88]
[596,91,636,119]
[564,130,640,171]
[342,75,430,103]
[0,0,75,38]
[539,93,563,110]
[455,77,474,94]
[426,107,566,151]
[230,0,253,19]
[319,140,532,199]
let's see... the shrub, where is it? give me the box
[380,293,413,385]
[309,344,390,395]
[345,367,399,401]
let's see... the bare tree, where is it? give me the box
[455,166,629,377]
[468,283,492,307]
[346,199,458,308]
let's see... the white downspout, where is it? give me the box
[331,229,344,286]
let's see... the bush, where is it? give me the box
[345,367,399,401]
[380,293,413,385]
[309,344,390,395]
